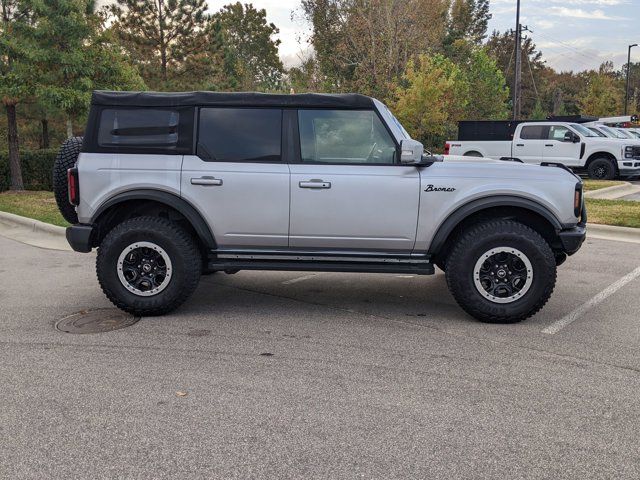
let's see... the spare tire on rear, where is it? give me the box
[53,137,83,224]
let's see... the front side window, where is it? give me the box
[548,125,570,141]
[298,109,396,164]
[197,108,282,162]
[520,125,548,140]
[98,109,179,147]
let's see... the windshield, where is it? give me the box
[385,105,411,139]
[588,127,606,137]
[629,130,640,139]
[615,128,634,139]
[600,125,628,139]
[570,124,597,137]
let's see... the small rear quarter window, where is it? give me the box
[98,109,180,148]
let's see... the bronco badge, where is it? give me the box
[424,184,456,192]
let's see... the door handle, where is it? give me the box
[545,144,554,147]
[516,144,524,147]
[299,180,331,189]
[191,176,223,186]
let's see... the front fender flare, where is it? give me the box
[427,195,563,256]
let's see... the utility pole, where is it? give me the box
[512,0,521,120]
[625,44,638,115]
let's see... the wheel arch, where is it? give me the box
[90,189,216,250]
[428,196,563,263]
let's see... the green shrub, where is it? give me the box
[0,148,59,191]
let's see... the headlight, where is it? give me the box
[625,146,635,158]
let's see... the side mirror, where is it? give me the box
[564,131,580,143]
[400,139,424,165]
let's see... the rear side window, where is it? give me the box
[520,125,548,140]
[197,108,282,162]
[98,109,179,148]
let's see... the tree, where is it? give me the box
[300,0,449,98]
[579,62,624,117]
[486,30,545,118]
[22,0,145,137]
[391,53,469,149]
[0,0,32,189]
[445,0,491,47]
[109,0,213,90]
[214,2,284,91]
[449,41,509,120]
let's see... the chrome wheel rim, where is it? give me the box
[473,247,533,304]
[117,242,172,297]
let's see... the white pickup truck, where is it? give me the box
[446,121,640,179]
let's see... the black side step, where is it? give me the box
[207,260,435,275]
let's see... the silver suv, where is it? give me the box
[54,91,586,323]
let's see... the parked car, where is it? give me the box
[446,120,640,179]
[53,91,586,323]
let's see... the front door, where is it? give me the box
[543,124,582,166]
[181,107,290,249]
[289,109,420,252]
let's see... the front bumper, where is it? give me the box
[559,225,586,255]
[66,224,94,252]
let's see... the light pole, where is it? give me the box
[512,0,521,120]
[625,43,638,116]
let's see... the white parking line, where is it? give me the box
[542,266,640,335]
[281,274,319,285]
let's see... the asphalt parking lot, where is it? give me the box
[1,234,640,479]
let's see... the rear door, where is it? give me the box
[181,108,290,248]
[513,125,548,163]
[542,124,582,166]
[288,109,420,252]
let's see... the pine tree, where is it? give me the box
[445,0,491,47]
[109,0,212,89]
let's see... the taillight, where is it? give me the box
[574,183,582,217]
[444,142,450,155]
[68,167,79,206]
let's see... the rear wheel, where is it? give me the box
[587,157,616,180]
[96,216,202,316]
[444,220,556,323]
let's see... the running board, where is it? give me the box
[207,250,435,275]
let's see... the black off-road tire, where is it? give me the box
[445,220,557,324]
[587,157,616,180]
[53,136,83,224]
[96,216,202,316]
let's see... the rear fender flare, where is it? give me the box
[91,189,216,249]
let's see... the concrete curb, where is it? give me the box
[585,182,640,200]
[0,211,71,251]
[587,224,640,245]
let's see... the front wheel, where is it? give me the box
[444,220,556,323]
[587,158,616,180]
[96,216,202,316]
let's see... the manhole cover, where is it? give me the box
[55,309,139,334]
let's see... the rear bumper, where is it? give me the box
[66,224,94,252]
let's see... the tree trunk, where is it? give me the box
[5,102,24,190]
[41,118,50,149]
[66,117,73,138]
[158,0,167,83]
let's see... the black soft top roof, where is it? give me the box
[91,90,375,109]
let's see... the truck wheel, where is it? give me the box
[96,216,202,316]
[587,158,616,180]
[52,137,83,224]
[444,220,556,323]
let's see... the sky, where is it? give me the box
[206,0,640,73]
